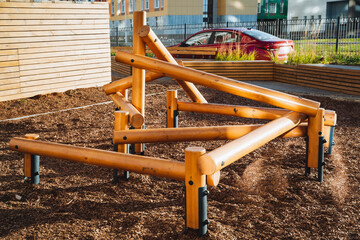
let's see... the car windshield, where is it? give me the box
[243,30,280,41]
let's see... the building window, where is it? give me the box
[203,0,208,14]
[269,3,276,14]
[111,0,114,16]
[280,0,284,14]
[117,0,120,15]
[155,0,159,9]
[203,0,208,22]
[145,0,149,10]
[121,0,125,14]
[134,0,136,11]
[257,3,261,14]
[161,0,164,8]
[318,15,322,19]
[129,0,133,13]
[264,3,268,13]
[141,0,143,10]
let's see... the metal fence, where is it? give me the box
[110,17,360,54]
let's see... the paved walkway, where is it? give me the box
[244,81,359,101]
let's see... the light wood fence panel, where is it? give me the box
[182,61,274,81]
[0,2,111,102]
[274,64,360,96]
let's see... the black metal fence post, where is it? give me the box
[116,26,119,46]
[335,16,340,53]
[184,24,187,40]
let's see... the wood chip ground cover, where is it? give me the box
[0,80,359,239]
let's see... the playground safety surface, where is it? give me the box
[1,79,359,239]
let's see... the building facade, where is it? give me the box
[109,0,258,28]
[257,0,288,21]
[288,0,360,20]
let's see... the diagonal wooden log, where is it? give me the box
[198,112,307,175]
[138,25,207,103]
[115,51,320,116]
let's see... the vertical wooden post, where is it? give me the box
[323,126,331,148]
[166,90,178,128]
[113,111,130,182]
[185,147,208,236]
[132,11,146,153]
[307,108,325,181]
[24,134,40,184]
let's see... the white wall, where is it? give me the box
[288,0,344,20]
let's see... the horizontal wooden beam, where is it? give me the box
[113,124,307,144]
[9,137,185,181]
[177,102,337,126]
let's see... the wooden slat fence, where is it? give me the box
[112,46,217,58]
[0,1,111,102]
[111,56,132,76]
[182,61,274,81]
[274,64,360,96]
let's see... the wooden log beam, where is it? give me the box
[138,25,207,103]
[9,137,185,181]
[177,102,337,126]
[113,124,307,144]
[198,112,307,175]
[104,71,164,95]
[115,51,320,117]
[109,92,144,128]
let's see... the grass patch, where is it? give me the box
[215,45,257,61]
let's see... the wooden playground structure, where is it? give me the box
[9,11,337,236]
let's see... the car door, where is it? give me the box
[206,31,243,58]
[177,31,214,58]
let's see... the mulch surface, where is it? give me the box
[0,79,359,239]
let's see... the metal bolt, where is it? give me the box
[131,59,134,62]
[203,190,209,196]
[123,136,127,140]
[188,180,193,185]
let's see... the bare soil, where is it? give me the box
[0,80,359,239]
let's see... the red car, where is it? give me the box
[173,28,294,60]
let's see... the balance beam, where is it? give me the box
[115,51,320,117]
[9,137,185,181]
[177,102,337,126]
[109,92,144,128]
[113,124,307,144]
[138,25,207,103]
[198,112,307,175]
[104,71,165,95]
